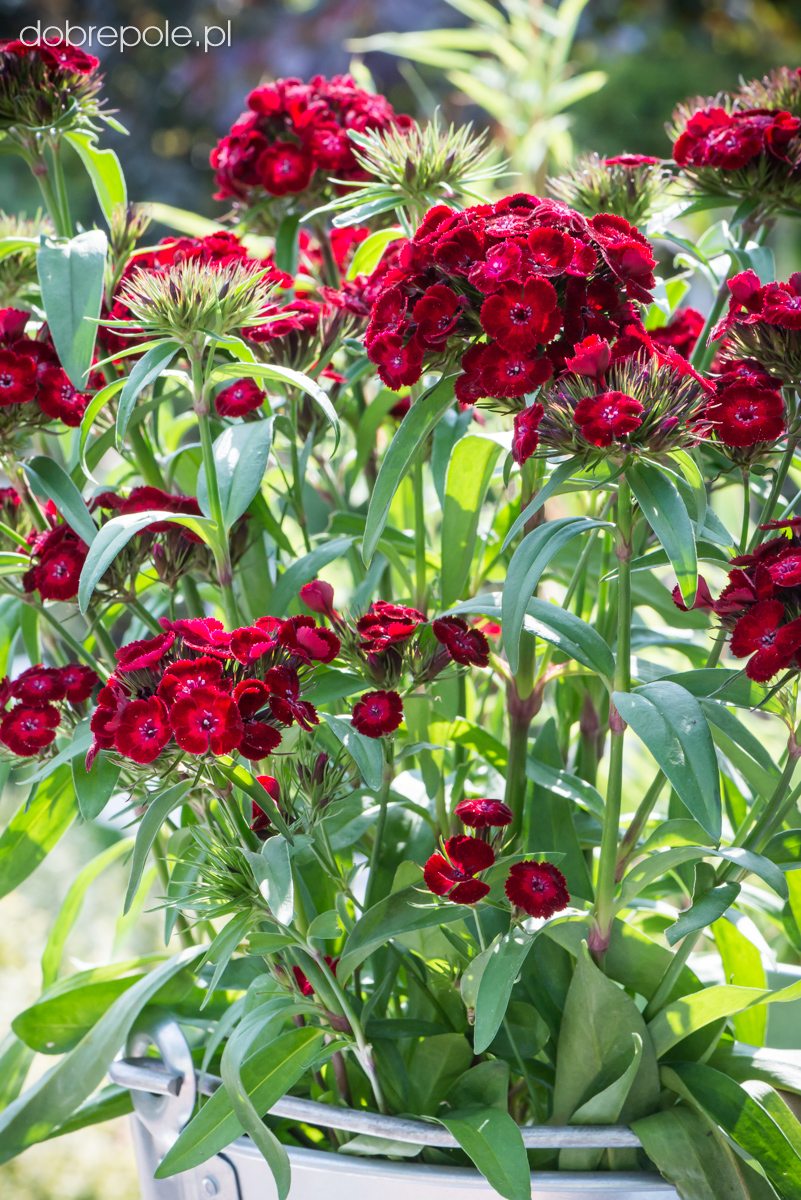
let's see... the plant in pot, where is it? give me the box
[0,31,800,1200]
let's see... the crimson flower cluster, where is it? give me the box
[211,74,410,210]
[363,195,654,404]
[514,327,711,463]
[23,506,88,602]
[675,522,801,682]
[423,800,570,917]
[87,614,341,770]
[712,269,801,385]
[300,581,491,738]
[0,662,98,757]
[0,38,103,129]
[0,308,92,432]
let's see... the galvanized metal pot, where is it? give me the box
[115,1019,678,1200]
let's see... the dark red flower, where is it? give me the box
[11,664,67,705]
[116,632,176,673]
[454,797,513,828]
[29,544,85,601]
[169,617,233,658]
[0,349,36,405]
[604,154,661,167]
[767,551,801,589]
[0,308,30,344]
[251,775,281,833]
[115,696,172,764]
[564,335,611,382]
[432,616,491,668]
[356,601,426,653]
[169,686,244,755]
[573,390,644,446]
[278,616,341,663]
[482,344,553,398]
[760,278,801,329]
[265,665,318,730]
[412,284,463,346]
[433,227,484,275]
[707,382,785,447]
[650,308,705,358]
[365,287,407,346]
[468,241,525,293]
[37,368,88,427]
[423,835,495,904]
[157,657,224,705]
[258,141,315,196]
[671,577,715,612]
[369,331,424,390]
[481,277,561,351]
[351,689,403,737]
[0,702,61,755]
[504,860,570,918]
[526,228,576,276]
[300,579,338,621]
[215,378,266,418]
[730,599,801,681]
[511,403,545,465]
[229,618,282,664]
[58,663,99,703]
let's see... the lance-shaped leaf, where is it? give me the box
[501,455,586,550]
[197,418,273,530]
[441,435,503,607]
[37,231,107,391]
[338,886,473,979]
[64,133,127,223]
[266,535,355,617]
[363,373,457,564]
[560,1034,643,1171]
[24,457,97,545]
[115,340,181,447]
[613,681,721,840]
[627,461,697,606]
[319,711,383,791]
[438,1108,531,1200]
[474,925,537,1053]
[124,781,193,913]
[347,227,404,279]
[210,361,340,450]
[503,517,613,672]
[0,766,77,902]
[648,977,801,1058]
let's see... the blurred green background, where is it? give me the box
[0,1,800,1196]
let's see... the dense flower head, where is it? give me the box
[86,613,337,770]
[364,195,653,399]
[22,518,88,603]
[669,95,801,213]
[535,333,712,460]
[706,379,785,450]
[0,39,104,131]
[0,308,89,437]
[504,860,570,918]
[712,270,801,384]
[423,834,495,904]
[0,660,98,758]
[356,601,426,654]
[547,152,670,225]
[210,74,411,220]
[350,689,403,738]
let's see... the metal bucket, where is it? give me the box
[114,1019,678,1200]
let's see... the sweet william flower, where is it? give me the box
[454,798,513,828]
[58,663,99,703]
[0,349,36,405]
[351,689,403,738]
[0,702,61,755]
[573,390,644,447]
[565,335,611,382]
[278,615,340,663]
[511,404,545,465]
[37,368,89,427]
[266,665,319,730]
[481,344,553,398]
[300,579,338,621]
[480,277,562,351]
[114,697,172,764]
[729,599,801,681]
[11,665,67,705]
[423,835,495,904]
[157,657,224,705]
[369,331,424,390]
[706,382,785,447]
[432,616,491,668]
[116,632,176,673]
[258,141,315,196]
[169,686,244,756]
[215,378,266,418]
[505,860,570,918]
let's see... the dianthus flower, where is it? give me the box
[505,861,570,918]
[431,616,491,668]
[423,835,495,904]
[454,797,513,828]
[711,270,801,385]
[351,689,403,738]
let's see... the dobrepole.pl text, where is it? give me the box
[19,21,232,53]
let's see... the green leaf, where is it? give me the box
[0,766,77,901]
[711,1047,801,1098]
[633,1105,778,1200]
[440,435,503,607]
[363,373,457,564]
[249,837,293,925]
[210,362,340,451]
[409,1034,473,1115]
[197,419,273,530]
[627,461,697,606]
[347,227,404,279]
[560,1034,643,1170]
[0,946,203,1162]
[714,917,768,1046]
[201,910,254,999]
[273,213,301,276]
[552,943,660,1125]
[44,1084,133,1142]
[266,535,355,617]
[64,133,127,223]
[501,457,597,551]
[525,757,605,822]
[648,976,801,1058]
[146,202,227,238]
[212,759,294,844]
[663,1063,801,1200]
[124,781,193,913]
[665,882,740,947]
[438,1108,531,1200]
[79,509,219,611]
[72,751,121,821]
[116,340,180,447]
[447,1060,510,1112]
[503,517,612,672]
[22,727,92,786]
[0,1036,34,1112]
[338,886,473,979]
[42,839,132,989]
[24,456,97,545]
[613,681,721,840]
[78,377,126,477]
[157,1026,324,1178]
[474,926,536,1054]
[319,711,383,791]
[37,231,107,391]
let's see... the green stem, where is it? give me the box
[153,832,195,949]
[616,770,667,877]
[643,929,699,1021]
[47,140,73,239]
[181,574,205,619]
[289,432,312,554]
[705,630,726,669]
[29,146,70,238]
[719,738,801,876]
[592,478,633,956]
[739,468,751,553]
[312,948,386,1114]
[129,597,163,636]
[364,743,394,912]
[413,458,427,612]
[91,618,118,668]
[504,630,536,836]
[38,607,109,679]
[749,436,798,550]
[690,229,751,374]
[129,423,166,489]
